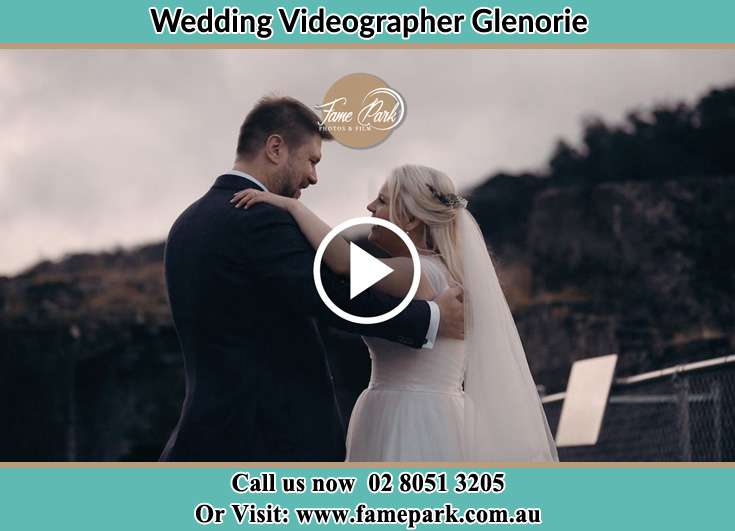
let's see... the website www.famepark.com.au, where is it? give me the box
[293,503,541,527]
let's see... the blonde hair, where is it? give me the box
[385,164,464,285]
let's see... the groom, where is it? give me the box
[160,96,464,461]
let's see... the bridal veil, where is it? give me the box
[458,209,559,461]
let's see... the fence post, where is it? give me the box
[675,377,692,461]
[712,379,722,461]
[66,325,80,461]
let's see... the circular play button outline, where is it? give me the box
[312,217,421,324]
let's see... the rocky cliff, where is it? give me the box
[472,176,735,390]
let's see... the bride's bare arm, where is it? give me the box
[232,188,350,275]
[231,189,435,299]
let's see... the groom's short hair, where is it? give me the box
[236,96,333,159]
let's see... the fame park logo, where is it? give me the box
[315,73,406,149]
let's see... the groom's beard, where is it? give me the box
[273,161,303,199]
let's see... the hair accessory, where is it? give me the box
[426,184,468,209]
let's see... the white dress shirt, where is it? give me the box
[225,170,440,349]
[228,169,269,191]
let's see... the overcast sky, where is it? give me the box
[1,49,734,276]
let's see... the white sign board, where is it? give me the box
[556,354,618,447]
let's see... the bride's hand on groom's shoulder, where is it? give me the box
[435,284,465,340]
[230,189,295,212]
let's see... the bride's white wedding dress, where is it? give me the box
[346,255,466,461]
[345,210,559,462]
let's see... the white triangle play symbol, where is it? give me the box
[349,242,394,300]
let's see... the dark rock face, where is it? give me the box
[1,177,733,460]
[471,177,735,391]
[0,243,183,460]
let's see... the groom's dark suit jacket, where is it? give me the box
[160,174,431,461]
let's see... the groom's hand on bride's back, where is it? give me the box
[435,285,465,340]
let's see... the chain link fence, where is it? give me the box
[542,356,735,461]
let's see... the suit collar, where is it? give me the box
[212,172,268,192]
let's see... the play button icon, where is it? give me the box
[313,217,421,325]
[349,242,394,299]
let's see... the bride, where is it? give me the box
[232,164,558,462]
